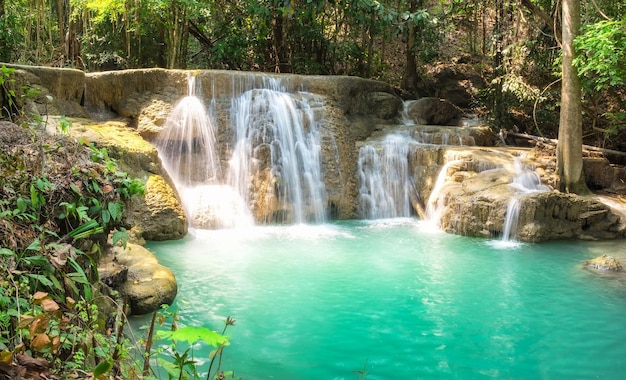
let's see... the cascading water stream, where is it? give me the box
[425,160,462,227]
[155,75,220,186]
[154,74,254,229]
[227,80,327,224]
[357,133,414,219]
[500,158,550,242]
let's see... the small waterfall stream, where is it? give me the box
[154,74,254,229]
[358,133,414,219]
[154,75,220,186]
[425,159,463,227]
[501,158,550,242]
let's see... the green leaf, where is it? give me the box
[26,238,42,252]
[16,197,27,213]
[156,357,186,379]
[93,359,113,377]
[101,210,110,225]
[69,220,103,239]
[70,183,81,194]
[157,326,229,347]
[107,201,123,222]
[111,229,130,249]
[27,274,54,288]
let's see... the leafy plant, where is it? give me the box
[142,307,238,380]
[574,17,626,138]
[0,68,146,379]
[0,64,18,119]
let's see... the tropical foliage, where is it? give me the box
[0,67,146,378]
[1,0,623,145]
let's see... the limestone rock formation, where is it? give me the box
[126,175,187,241]
[2,64,88,118]
[54,118,188,241]
[404,97,464,126]
[428,148,626,242]
[101,243,177,315]
[7,65,625,244]
[583,255,623,271]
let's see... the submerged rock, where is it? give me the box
[583,255,623,272]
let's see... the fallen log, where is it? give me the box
[505,131,626,164]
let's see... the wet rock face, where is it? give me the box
[404,97,464,126]
[583,255,623,271]
[423,148,626,242]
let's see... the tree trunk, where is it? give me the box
[402,0,420,91]
[492,0,505,129]
[556,0,589,194]
[57,0,65,46]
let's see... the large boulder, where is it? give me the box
[420,61,487,108]
[404,97,464,126]
[50,118,188,241]
[100,243,177,315]
[74,121,187,240]
[125,175,187,241]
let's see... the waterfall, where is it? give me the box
[358,134,414,219]
[155,74,220,186]
[227,81,327,224]
[500,158,549,241]
[501,198,520,243]
[154,74,254,229]
[425,160,461,227]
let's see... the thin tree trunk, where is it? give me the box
[402,0,420,91]
[57,0,65,48]
[556,0,589,194]
[135,0,141,64]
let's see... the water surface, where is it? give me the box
[143,219,626,379]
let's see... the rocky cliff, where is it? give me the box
[4,64,626,243]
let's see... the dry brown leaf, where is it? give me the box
[102,184,114,194]
[33,291,48,301]
[18,315,35,329]
[41,298,60,312]
[30,333,52,352]
[29,314,50,336]
[65,296,76,308]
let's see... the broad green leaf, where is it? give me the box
[107,201,123,221]
[26,238,41,252]
[27,274,54,288]
[156,357,187,379]
[93,359,113,377]
[157,326,229,347]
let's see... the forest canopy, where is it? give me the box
[0,0,625,148]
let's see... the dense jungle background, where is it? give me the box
[0,1,625,379]
[0,0,624,150]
